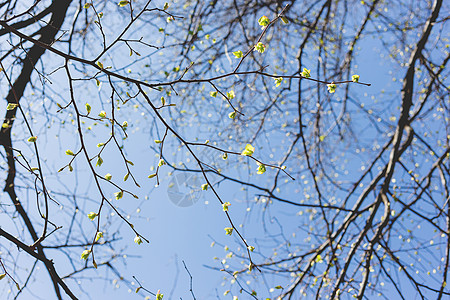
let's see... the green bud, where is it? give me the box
[224,227,233,235]
[96,156,103,167]
[87,212,97,220]
[81,249,91,260]
[85,103,91,114]
[222,202,231,211]
[301,68,311,78]
[134,236,143,245]
[256,164,266,174]
[232,50,243,58]
[6,103,18,110]
[226,90,235,99]
[327,83,337,93]
[95,231,103,241]
[274,77,283,87]
[241,144,255,156]
[258,16,270,27]
[98,111,106,118]
[118,1,129,7]
[254,42,266,53]
[114,191,123,200]
[27,136,37,143]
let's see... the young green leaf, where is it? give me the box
[232,50,243,58]
[222,202,231,211]
[96,156,103,167]
[6,103,18,110]
[224,227,233,235]
[241,144,255,156]
[258,16,270,28]
[114,191,123,200]
[87,212,97,220]
[327,83,337,93]
[274,77,283,87]
[81,249,91,260]
[95,231,103,242]
[118,1,129,7]
[226,90,235,99]
[257,164,266,174]
[27,136,37,143]
[134,236,143,245]
[254,42,266,53]
[158,159,166,166]
[301,68,311,78]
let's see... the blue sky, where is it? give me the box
[1,0,449,299]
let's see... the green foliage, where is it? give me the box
[258,16,270,28]
[233,50,243,58]
[87,212,98,220]
[241,144,255,156]
[134,236,143,245]
[81,250,91,260]
[118,1,129,7]
[254,42,266,53]
[224,227,233,235]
